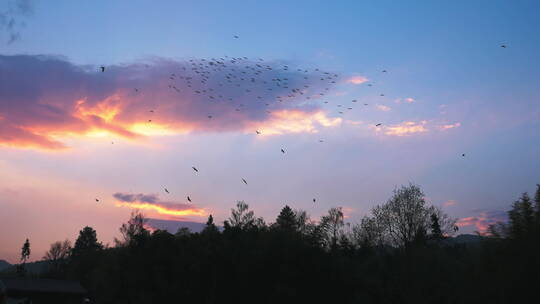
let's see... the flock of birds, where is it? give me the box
[93,38,508,206]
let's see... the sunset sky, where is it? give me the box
[1,0,539,263]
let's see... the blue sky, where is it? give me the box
[1,0,539,262]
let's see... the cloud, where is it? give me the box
[113,192,207,218]
[442,200,457,207]
[394,97,415,104]
[376,104,391,112]
[439,122,461,130]
[371,120,462,137]
[346,75,368,85]
[0,0,33,44]
[248,109,341,136]
[456,210,507,234]
[380,120,428,136]
[0,54,341,150]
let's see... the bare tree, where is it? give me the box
[225,201,265,230]
[318,207,345,249]
[43,240,72,272]
[371,184,456,247]
[115,211,150,246]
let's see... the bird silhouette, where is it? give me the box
[313,198,316,203]
[462,153,466,157]
[100,66,105,72]
[256,130,261,134]
[281,148,285,154]
[187,196,192,202]
[95,198,100,202]
[192,166,199,172]
[164,188,170,194]
[242,178,248,185]
[233,35,239,39]
[375,123,382,127]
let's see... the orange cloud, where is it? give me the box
[440,122,461,130]
[113,192,207,218]
[115,201,207,217]
[346,75,369,85]
[0,54,341,150]
[381,121,428,136]
[249,109,342,136]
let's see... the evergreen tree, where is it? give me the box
[17,238,31,276]
[20,238,31,263]
[274,205,298,232]
[430,213,443,240]
[202,214,220,235]
[72,226,103,258]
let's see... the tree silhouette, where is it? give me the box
[72,226,103,258]
[202,214,220,235]
[318,207,344,249]
[116,211,150,246]
[274,205,298,232]
[20,238,31,263]
[17,238,31,275]
[43,239,72,274]
[430,213,443,240]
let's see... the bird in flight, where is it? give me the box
[313,198,316,203]
[95,198,100,203]
[242,178,248,185]
[208,115,213,119]
[234,35,239,39]
[187,196,192,202]
[256,130,261,135]
[100,66,105,72]
[281,148,285,154]
[382,70,387,73]
[462,153,466,157]
[500,44,507,48]
[375,123,382,127]
[192,166,199,172]
[164,188,170,194]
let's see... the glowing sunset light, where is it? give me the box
[115,201,208,217]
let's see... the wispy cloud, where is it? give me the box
[381,121,428,136]
[346,75,368,85]
[442,200,457,207]
[0,55,341,150]
[439,122,461,130]
[371,120,462,137]
[376,104,391,112]
[394,97,415,104]
[113,192,207,218]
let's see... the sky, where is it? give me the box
[1,0,539,263]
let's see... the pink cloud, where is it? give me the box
[346,75,369,85]
[376,104,391,112]
[442,200,457,207]
[439,122,461,130]
[456,210,506,234]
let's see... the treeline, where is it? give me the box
[20,184,540,303]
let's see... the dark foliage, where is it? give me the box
[35,184,540,304]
